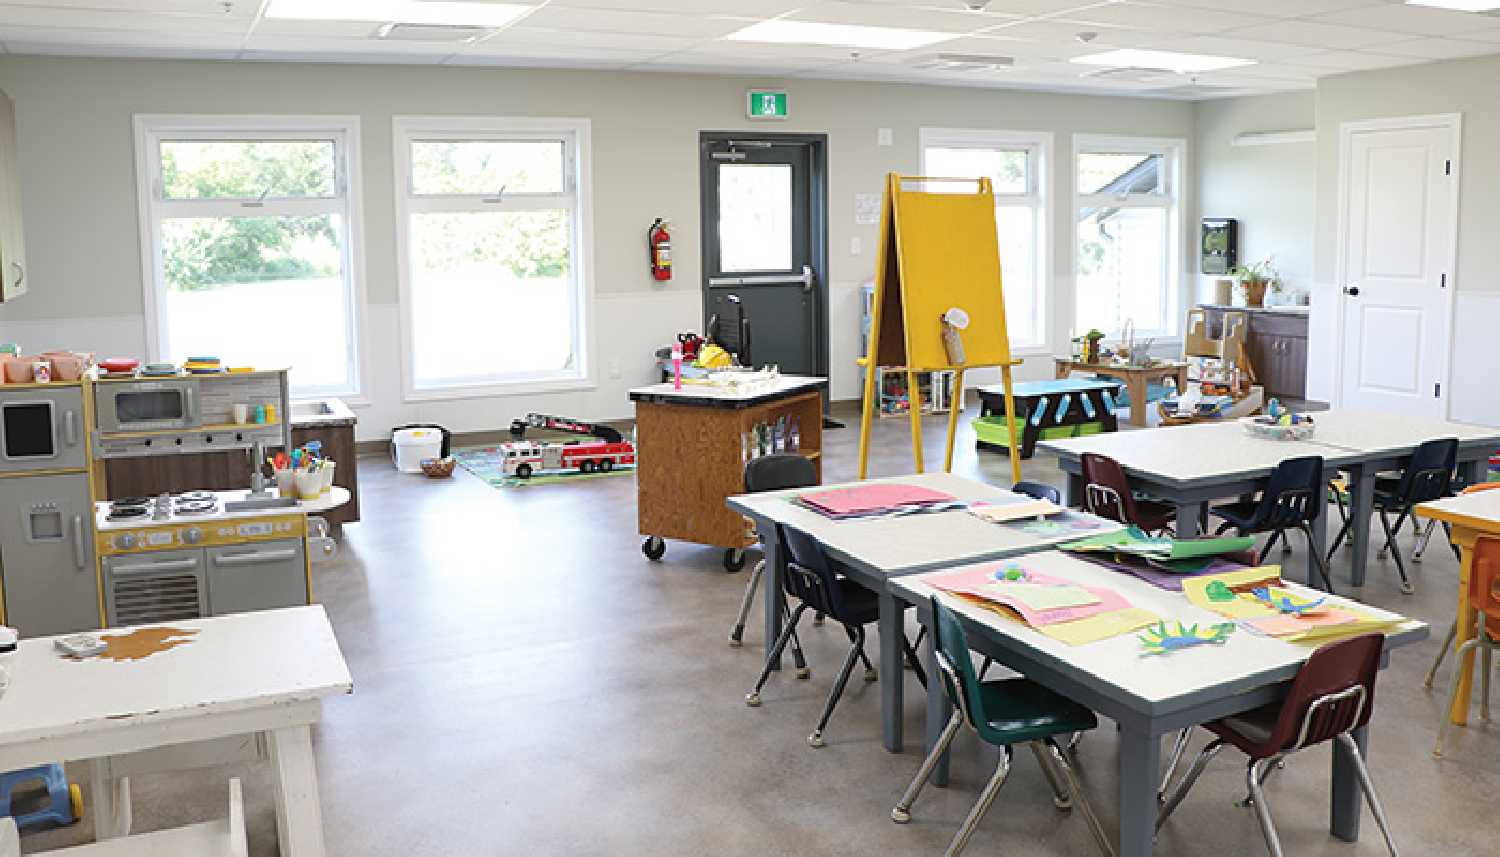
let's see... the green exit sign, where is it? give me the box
[747,90,788,120]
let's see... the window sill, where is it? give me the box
[403,376,596,403]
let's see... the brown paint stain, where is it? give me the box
[96,627,199,662]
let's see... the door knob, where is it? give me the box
[1343,286,1360,296]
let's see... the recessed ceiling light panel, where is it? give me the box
[266,0,532,27]
[726,20,958,51]
[1405,1,1500,11]
[1070,48,1254,74]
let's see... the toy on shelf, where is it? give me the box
[500,413,635,479]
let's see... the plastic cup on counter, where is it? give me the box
[31,361,50,383]
[295,470,322,501]
[320,460,336,495]
[233,403,250,424]
[274,468,297,497]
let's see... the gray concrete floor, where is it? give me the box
[26,399,1500,855]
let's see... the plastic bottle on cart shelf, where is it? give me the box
[788,416,800,453]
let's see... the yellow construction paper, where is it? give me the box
[1277,607,1402,644]
[983,581,1101,611]
[1182,566,1284,619]
[1039,608,1161,646]
[971,499,1063,524]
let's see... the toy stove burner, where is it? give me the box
[174,491,215,504]
[105,504,149,522]
[111,497,152,508]
[173,500,218,516]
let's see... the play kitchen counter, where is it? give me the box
[93,488,347,627]
[631,375,826,571]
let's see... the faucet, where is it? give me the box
[247,438,272,499]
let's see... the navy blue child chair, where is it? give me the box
[745,523,926,748]
[1326,437,1458,594]
[728,454,820,652]
[1210,455,1335,592]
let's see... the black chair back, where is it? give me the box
[1395,438,1458,505]
[744,453,818,494]
[1013,480,1062,505]
[778,524,853,622]
[1253,455,1325,531]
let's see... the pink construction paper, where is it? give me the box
[929,565,1133,627]
[1247,609,1358,637]
[799,483,956,516]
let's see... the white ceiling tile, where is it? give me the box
[1147,0,1372,15]
[1220,20,1415,51]
[249,20,378,39]
[547,0,802,14]
[1050,2,1274,36]
[1285,49,1429,71]
[238,34,464,55]
[1138,34,1323,63]
[0,5,250,33]
[518,6,751,38]
[1374,37,1500,60]
[1306,3,1499,38]
[1450,27,1500,45]
[476,26,699,53]
[0,25,242,50]
[0,0,255,16]
[980,18,1181,47]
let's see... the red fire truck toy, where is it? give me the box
[500,413,635,479]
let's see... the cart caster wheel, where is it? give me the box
[1400,581,1415,595]
[1281,542,1293,556]
[1412,553,1424,564]
[864,667,878,682]
[812,614,825,626]
[745,692,761,707]
[890,807,911,824]
[807,731,825,748]
[642,537,665,561]
[724,549,747,572]
[796,667,811,680]
[68,783,83,823]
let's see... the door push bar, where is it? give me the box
[708,265,815,292]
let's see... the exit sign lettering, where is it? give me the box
[747,90,788,120]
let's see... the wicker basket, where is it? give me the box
[1240,415,1315,442]
[420,457,456,478]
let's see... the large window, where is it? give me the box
[135,117,365,397]
[920,129,1050,350]
[1073,135,1183,337]
[395,117,592,396]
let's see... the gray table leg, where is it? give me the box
[1347,463,1375,588]
[1330,725,1367,841]
[1459,458,1483,489]
[1175,502,1204,538]
[762,530,783,671]
[879,591,903,752]
[924,619,952,788]
[1308,485,1329,588]
[1118,726,1161,857]
[1066,472,1086,508]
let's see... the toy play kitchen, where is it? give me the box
[0,359,346,637]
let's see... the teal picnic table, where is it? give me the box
[976,378,1123,459]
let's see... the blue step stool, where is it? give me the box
[0,764,81,831]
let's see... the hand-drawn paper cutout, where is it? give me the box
[1138,621,1236,656]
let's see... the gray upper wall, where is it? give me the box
[0,55,1196,325]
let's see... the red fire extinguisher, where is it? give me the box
[648,218,672,281]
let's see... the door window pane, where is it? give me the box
[160,214,351,391]
[1076,206,1167,335]
[996,205,1037,345]
[718,163,792,272]
[925,146,1028,195]
[1077,152,1163,196]
[411,140,565,195]
[160,140,336,199]
[409,210,574,387]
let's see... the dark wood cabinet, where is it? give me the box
[1198,305,1309,401]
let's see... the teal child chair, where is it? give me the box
[890,596,1115,857]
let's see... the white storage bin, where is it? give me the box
[392,428,443,473]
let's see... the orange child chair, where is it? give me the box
[1435,534,1500,756]
[1423,481,1500,688]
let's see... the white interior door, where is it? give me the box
[1337,117,1458,417]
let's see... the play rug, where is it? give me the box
[453,445,635,489]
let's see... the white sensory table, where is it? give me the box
[891,550,1427,857]
[1039,411,1500,588]
[728,471,1122,753]
[0,606,351,856]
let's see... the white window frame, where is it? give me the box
[393,116,594,401]
[919,127,1052,354]
[1072,134,1186,339]
[132,114,369,401]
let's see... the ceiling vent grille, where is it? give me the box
[913,53,1015,72]
[375,23,489,42]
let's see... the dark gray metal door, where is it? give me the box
[700,133,827,377]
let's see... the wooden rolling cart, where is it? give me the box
[630,376,826,572]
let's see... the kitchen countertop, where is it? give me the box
[289,397,356,428]
[94,487,350,532]
[1197,303,1310,315]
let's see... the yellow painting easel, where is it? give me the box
[857,172,1023,484]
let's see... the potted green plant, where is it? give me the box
[1229,257,1282,308]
